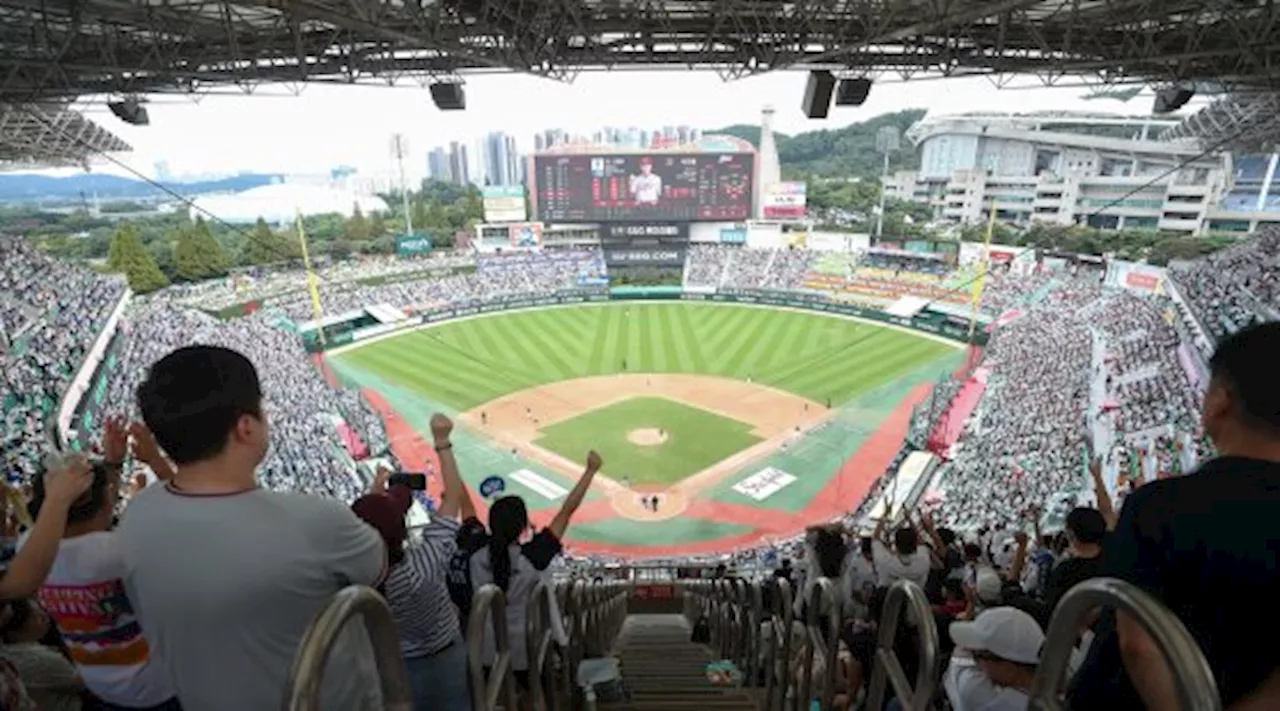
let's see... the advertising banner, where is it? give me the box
[532,153,754,222]
[396,234,433,256]
[1106,260,1167,296]
[601,223,689,267]
[481,185,527,223]
[507,222,543,249]
[719,226,747,244]
[763,182,808,220]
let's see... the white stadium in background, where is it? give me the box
[187,181,389,224]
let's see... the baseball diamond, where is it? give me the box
[326,301,965,556]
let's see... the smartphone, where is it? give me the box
[388,473,428,490]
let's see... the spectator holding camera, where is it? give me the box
[31,416,176,711]
[117,345,387,711]
[351,413,474,711]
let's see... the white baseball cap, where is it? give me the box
[949,607,1044,665]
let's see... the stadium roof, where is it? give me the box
[0,103,131,169]
[1158,93,1280,153]
[1,0,1279,100]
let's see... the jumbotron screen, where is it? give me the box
[533,153,754,222]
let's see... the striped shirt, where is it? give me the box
[383,515,462,658]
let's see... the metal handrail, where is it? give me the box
[283,585,412,711]
[467,584,519,711]
[866,580,940,711]
[1029,577,1221,711]
[796,577,842,711]
[527,580,561,711]
[762,578,794,711]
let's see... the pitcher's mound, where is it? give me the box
[627,428,668,446]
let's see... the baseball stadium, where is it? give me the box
[324,298,969,557]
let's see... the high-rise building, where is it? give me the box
[427,147,451,182]
[448,141,470,186]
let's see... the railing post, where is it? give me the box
[866,580,939,711]
[527,580,560,711]
[1029,578,1221,711]
[283,585,412,711]
[763,577,794,711]
[467,584,519,711]
[796,577,841,711]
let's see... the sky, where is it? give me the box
[57,70,1201,182]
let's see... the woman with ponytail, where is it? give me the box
[467,451,602,701]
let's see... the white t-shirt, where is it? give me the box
[35,531,175,707]
[871,539,931,588]
[943,655,1030,711]
[630,174,662,203]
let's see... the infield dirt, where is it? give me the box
[457,373,832,521]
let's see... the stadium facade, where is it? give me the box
[885,112,1280,236]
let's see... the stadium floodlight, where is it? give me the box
[107,97,149,126]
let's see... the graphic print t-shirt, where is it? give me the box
[630,174,662,204]
[36,531,174,707]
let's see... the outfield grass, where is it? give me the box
[533,397,761,486]
[333,303,958,411]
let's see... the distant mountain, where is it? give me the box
[708,109,926,179]
[0,173,283,202]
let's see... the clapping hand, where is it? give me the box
[43,456,94,508]
[102,416,128,465]
[128,422,164,468]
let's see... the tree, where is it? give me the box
[239,218,297,265]
[369,212,387,239]
[191,217,232,276]
[107,223,169,293]
[344,203,371,242]
[173,218,232,281]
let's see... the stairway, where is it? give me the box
[604,614,757,711]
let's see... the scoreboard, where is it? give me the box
[532,153,754,223]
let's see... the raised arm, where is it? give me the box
[429,414,474,520]
[546,451,602,539]
[129,422,175,483]
[1089,456,1117,530]
[0,458,93,599]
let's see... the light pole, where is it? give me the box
[875,126,900,241]
[390,134,414,236]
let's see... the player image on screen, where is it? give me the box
[629,158,663,205]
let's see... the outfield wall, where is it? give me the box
[318,287,989,356]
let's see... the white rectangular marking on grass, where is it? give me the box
[732,467,797,502]
[509,469,569,501]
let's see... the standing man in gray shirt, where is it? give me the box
[117,345,387,711]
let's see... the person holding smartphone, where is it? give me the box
[351,413,474,711]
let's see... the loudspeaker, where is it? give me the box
[802,71,837,119]
[835,78,872,107]
[1153,86,1194,114]
[430,83,466,111]
[108,99,149,126]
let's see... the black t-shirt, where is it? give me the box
[1044,554,1103,618]
[1070,456,1280,709]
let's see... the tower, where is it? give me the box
[757,105,782,219]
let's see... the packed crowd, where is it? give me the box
[96,301,379,501]
[0,239,128,485]
[1168,226,1280,341]
[0,228,1274,710]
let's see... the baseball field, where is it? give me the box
[326,301,965,557]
